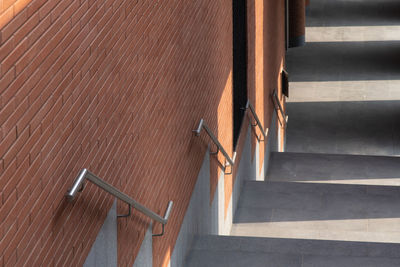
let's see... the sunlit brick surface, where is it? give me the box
[0,0,285,266]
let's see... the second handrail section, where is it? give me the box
[246,100,268,141]
[271,89,288,127]
[193,119,237,173]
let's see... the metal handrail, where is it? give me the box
[271,89,288,127]
[66,169,173,236]
[245,100,268,141]
[193,119,237,173]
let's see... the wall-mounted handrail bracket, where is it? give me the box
[193,119,236,174]
[271,89,288,128]
[152,224,165,237]
[209,145,219,155]
[224,152,237,175]
[117,204,132,218]
[245,100,268,142]
[66,169,173,237]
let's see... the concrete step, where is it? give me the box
[284,101,400,156]
[267,152,400,186]
[186,235,400,267]
[232,181,400,243]
[186,249,302,267]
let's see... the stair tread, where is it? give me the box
[233,181,400,243]
[267,152,400,186]
[187,250,400,267]
[186,235,400,267]
[243,180,400,196]
[285,101,400,156]
[191,235,400,258]
[186,250,302,267]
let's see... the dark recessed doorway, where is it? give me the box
[233,0,248,149]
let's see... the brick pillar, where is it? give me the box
[289,0,305,47]
[305,0,311,15]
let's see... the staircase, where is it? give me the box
[186,0,400,265]
[186,153,400,266]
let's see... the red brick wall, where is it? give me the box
[0,0,232,266]
[264,0,287,152]
[289,0,306,38]
[247,0,286,164]
[224,0,286,218]
[0,0,286,266]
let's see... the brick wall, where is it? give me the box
[264,0,287,151]
[0,0,286,266]
[247,0,286,158]
[223,0,286,218]
[289,0,306,41]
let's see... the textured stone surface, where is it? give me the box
[232,180,400,243]
[186,235,400,267]
[268,152,400,186]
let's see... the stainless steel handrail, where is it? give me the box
[245,100,268,141]
[271,89,288,127]
[193,119,237,173]
[66,169,173,236]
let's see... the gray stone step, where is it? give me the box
[186,249,302,267]
[232,181,400,243]
[186,235,400,267]
[284,101,400,156]
[267,152,400,186]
